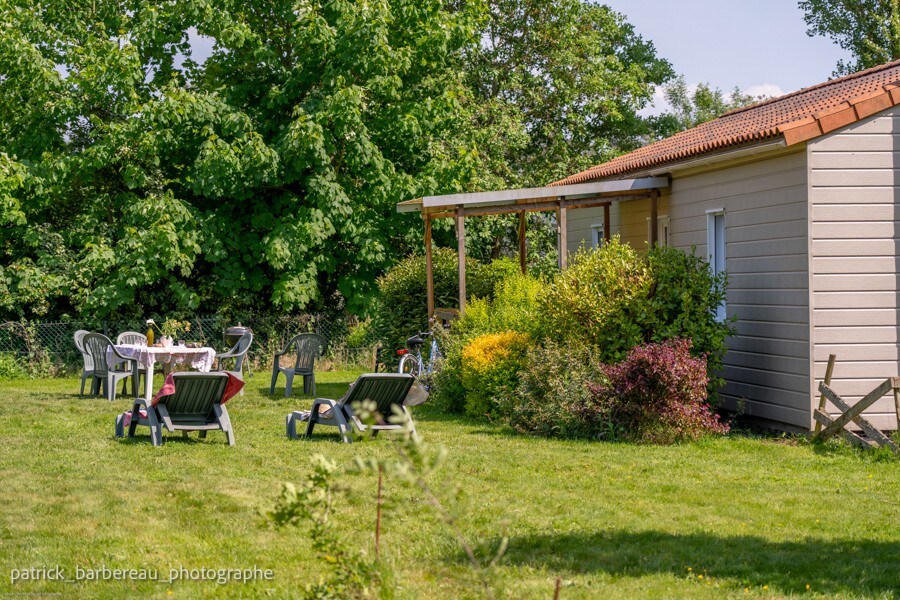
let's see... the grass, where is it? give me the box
[1,373,899,599]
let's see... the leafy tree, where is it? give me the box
[800,0,900,76]
[0,0,675,321]
[466,0,673,188]
[190,0,485,315]
[649,76,762,139]
[0,0,211,319]
[0,0,481,319]
[458,0,673,266]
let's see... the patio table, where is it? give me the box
[107,344,216,400]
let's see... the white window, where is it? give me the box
[591,224,605,248]
[707,209,726,321]
[646,215,671,246]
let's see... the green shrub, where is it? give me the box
[345,319,372,349]
[528,248,559,280]
[460,331,530,418]
[469,257,521,300]
[0,353,26,381]
[538,237,651,363]
[429,326,467,413]
[432,271,544,414]
[371,248,483,367]
[454,271,544,340]
[499,341,610,439]
[644,245,733,396]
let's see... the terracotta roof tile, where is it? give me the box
[553,59,900,185]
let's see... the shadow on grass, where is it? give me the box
[259,381,351,400]
[499,530,900,596]
[114,434,225,446]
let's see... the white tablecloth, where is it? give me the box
[107,344,216,372]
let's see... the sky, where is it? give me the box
[602,0,852,111]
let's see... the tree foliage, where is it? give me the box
[649,76,762,140]
[800,0,900,75]
[458,0,673,263]
[467,0,673,188]
[0,0,481,319]
[0,0,674,320]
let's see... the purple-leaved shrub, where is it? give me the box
[591,338,729,444]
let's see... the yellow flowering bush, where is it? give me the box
[460,331,530,418]
[431,271,543,414]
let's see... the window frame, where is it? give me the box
[706,208,726,322]
[591,223,605,248]
[646,214,671,247]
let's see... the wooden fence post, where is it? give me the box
[814,354,836,434]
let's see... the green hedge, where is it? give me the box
[370,250,518,367]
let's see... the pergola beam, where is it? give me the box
[603,203,611,242]
[425,216,434,319]
[416,176,668,210]
[422,195,624,219]
[456,208,466,315]
[557,200,568,270]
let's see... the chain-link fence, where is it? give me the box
[0,313,378,378]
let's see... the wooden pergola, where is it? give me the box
[397,177,669,319]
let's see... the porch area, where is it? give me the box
[397,177,670,318]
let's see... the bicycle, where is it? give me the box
[397,329,443,381]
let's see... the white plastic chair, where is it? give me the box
[116,331,147,345]
[215,332,253,395]
[73,330,93,396]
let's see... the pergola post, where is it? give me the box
[424,216,434,320]
[456,207,466,314]
[518,212,527,274]
[649,189,659,247]
[603,203,611,242]
[557,199,568,270]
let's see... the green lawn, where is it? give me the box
[1,373,899,599]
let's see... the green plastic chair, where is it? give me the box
[286,373,416,443]
[270,333,326,398]
[215,332,253,394]
[73,329,94,396]
[82,333,139,401]
[115,372,237,446]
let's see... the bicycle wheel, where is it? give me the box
[398,353,421,378]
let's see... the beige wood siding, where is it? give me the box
[566,204,621,254]
[566,197,671,254]
[809,107,900,430]
[665,150,811,428]
[566,149,811,428]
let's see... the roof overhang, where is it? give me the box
[397,177,669,216]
